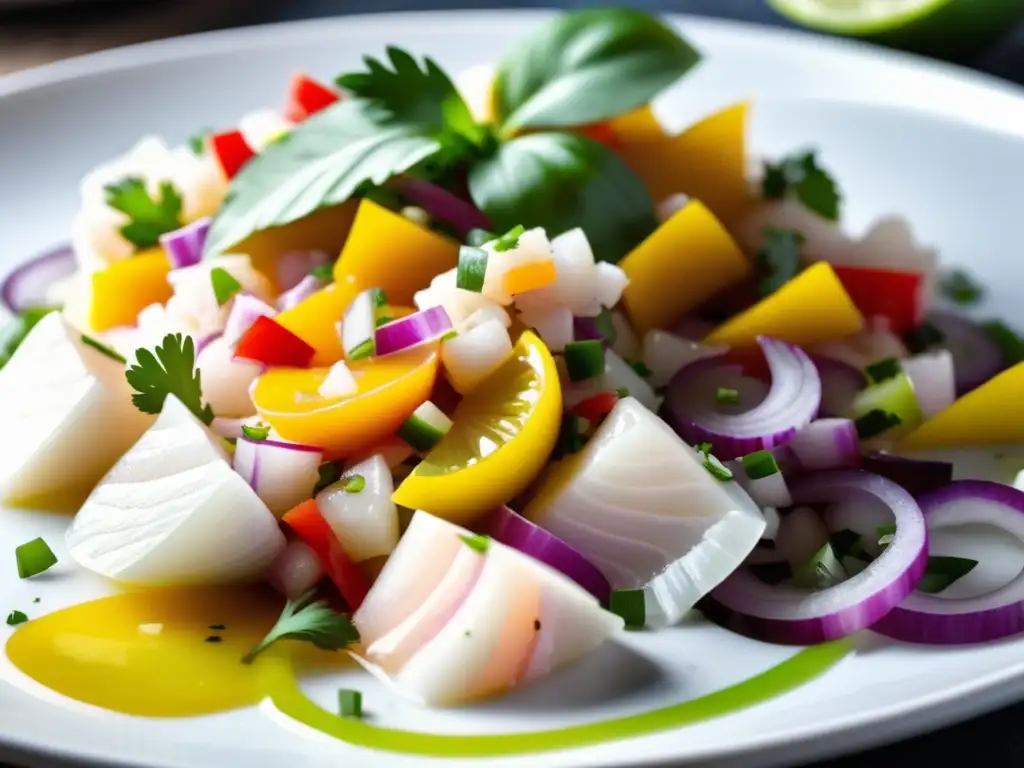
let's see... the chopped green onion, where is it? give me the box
[739,450,779,480]
[375,315,394,328]
[81,334,127,364]
[939,269,984,305]
[314,462,343,495]
[695,441,733,481]
[792,541,846,590]
[343,474,366,494]
[876,523,897,547]
[459,533,490,554]
[15,537,57,579]
[564,340,605,382]
[829,529,870,563]
[716,387,740,405]
[241,423,270,441]
[338,688,363,718]
[466,228,495,248]
[441,330,457,342]
[610,589,645,629]
[309,264,334,282]
[592,306,617,345]
[555,413,586,458]
[864,357,901,385]
[369,288,388,308]
[400,206,430,227]
[615,387,630,398]
[918,556,978,594]
[210,267,242,307]
[456,246,489,292]
[854,409,902,440]
[396,401,453,452]
[347,338,374,362]
[629,360,653,378]
[490,224,525,252]
[980,320,1024,366]
[696,441,713,454]
[904,322,945,354]
[6,610,28,626]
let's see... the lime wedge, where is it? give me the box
[769,0,1024,57]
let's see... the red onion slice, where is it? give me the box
[398,178,491,234]
[1,245,77,312]
[812,356,866,417]
[925,312,1005,395]
[159,217,210,270]
[703,470,928,644]
[374,305,452,357]
[277,274,326,312]
[665,336,821,460]
[233,437,323,516]
[789,419,860,471]
[485,505,611,604]
[873,480,1024,644]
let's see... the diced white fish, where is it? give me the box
[316,454,399,562]
[66,395,284,585]
[0,312,153,504]
[196,335,262,417]
[165,255,274,337]
[524,397,765,628]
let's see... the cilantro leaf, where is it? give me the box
[241,588,359,664]
[468,131,657,264]
[125,333,214,425]
[761,150,840,222]
[755,227,804,297]
[188,128,213,156]
[493,7,701,132]
[104,177,183,250]
[939,269,984,305]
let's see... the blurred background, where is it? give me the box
[2,1,1024,767]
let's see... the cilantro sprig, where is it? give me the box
[126,333,214,425]
[241,588,359,665]
[762,150,840,222]
[104,177,183,250]
[755,227,804,297]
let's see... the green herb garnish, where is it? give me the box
[609,589,645,629]
[904,321,945,354]
[792,541,846,590]
[939,269,984,305]
[314,462,343,495]
[81,334,127,364]
[615,387,630,398]
[630,360,653,378]
[695,442,733,481]
[103,177,183,250]
[241,588,359,665]
[342,474,366,493]
[761,150,840,221]
[369,287,389,308]
[716,387,740,405]
[309,264,335,282]
[555,413,586,458]
[5,610,28,627]
[459,533,490,554]
[490,224,525,252]
[210,267,242,307]
[15,537,57,579]
[829,529,870,563]
[754,227,804,297]
[877,524,897,547]
[739,450,779,480]
[338,688,363,718]
[466,228,495,247]
[187,128,213,156]
[241,423,271,441]
[126,333,214,425]
[918,556,978,594]
[980,320,1024,366]
[456,245,489,292]
[854,409,902,440]
[865,357,902,385]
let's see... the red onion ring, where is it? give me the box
[665,336,821,460]
[485,505,611,605]
[789,418,860,472]
[160,217,210,270]
[398,178,491,234]
[277,274,326,312]
[812,356,865,417]
[926,312,1005,395]
[873,480,1024,645]
[2,244,77,313]
[703,470,928,644]
[374,305,452,357]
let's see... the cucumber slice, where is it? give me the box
[397,401,454,452]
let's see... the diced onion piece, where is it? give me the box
[396,401,453,453]
[521,305,574,352]
[159,217,210,270]
[761,506,781,540]
[342,288,378,362]
[515,228,598,317]
[456,246,488,293]
[374,305,453,357]
[789,419,861,471]
[642,329,726,388]
[318,360,358,399]
[316,455,399,562]
[265,540,324,599]
[901,349,955,420]
[593,262,629,309]
[464,303,511,330]
[440,319,514,394]
[224,293,277,345]
[564,340,605,382]
[233,437,323,516]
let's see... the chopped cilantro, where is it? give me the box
[103,177,183,250]
[342,474,366,493]
[754,226,804,297]
[854,409,901,440]
[918,556,978,594]
[126,333,214,425]
[939,269,984,305]
[314,462,343,495]
[981,320,1024,366]
[241,588,358,664]
[865,357,901,385]
[6,610,28,627]
[761,150,840,221]
[187,128,213,156]
[629,360,653,378]
[309,264,335,282]
[459,533,490,554]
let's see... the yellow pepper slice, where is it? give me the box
[620,200,751,336]
[705,262,864,348]
[88,249,172,332]
[275,281,362,367]
[898,362,1024,451]
[334,200,459,306]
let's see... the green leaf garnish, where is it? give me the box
[468,131,657,264]
[0,308,56,371]
[81,334,127,364]
[876,523,897,547]
[241,588,359,665]
[755,227,804,297]
[593,306,617,345]
[459,533,490,554]
[761,150,840,221]
[939,269,984,305]
[904,321,945,354]
[490,224,526,252]
[716,387,740,405]
[343,474,366,493]
[630,359,653,378]
[918,556,978,594]
[126,333,214,425]
[865,357,901,385]
[313,462,343,495]
[792,541,846,590]
[492,7,700,133]
[6,610,28,627]
[241,423,270,441]
[210,267,242,307]
[615,386,630,398]
[555,413,586,459]
[188,128,213,156]
[103,177,183,250]
[309,264,335,282]
[980,320,1024,366]
[829,529,870,563]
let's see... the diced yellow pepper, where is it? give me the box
[276,280,362,367]
[898,363,1024,451]
[503,259,557,295]
[333,199,459,306]
[704,262,864,348]
[88,249,172,332]
[620,200,750,336]
[610,102,751,223]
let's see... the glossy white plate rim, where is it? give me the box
[2,10,1024,768]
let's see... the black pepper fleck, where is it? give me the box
[204,635,223,643]
[208,624,226,630]
[534,619,541,631]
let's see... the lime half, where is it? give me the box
[770,0,1024,57]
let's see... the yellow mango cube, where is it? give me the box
[88,249,172,332]
[275,280,362,367]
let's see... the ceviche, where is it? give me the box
[3,6,1024,721]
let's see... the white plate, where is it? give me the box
[2,10,1024,768]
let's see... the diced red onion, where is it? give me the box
[276,249,331,292]
[873,480,1024,644]
[398,178,491,234]
[375,305,453,357]
[159,217,210,270]
[789,419,860,471]
[233,437,323,516]
[703,470,928,644]
[1,244,77,313]
[485,505,611,605]
[926,312,1005,395]
[900,349,955,419]
[573,316,605,342]
[812,356,866,417]
[195,331,222,357]
[278,274,326,312]
[224,293,278,345]
[665,337,821,460]
[861,453,953,497]
[265,540,324,599]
